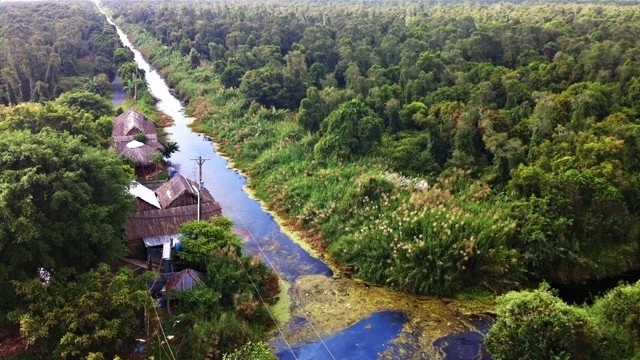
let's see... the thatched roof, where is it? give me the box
[113,138,164,166]
[112,110,164,166]
[112,110,158,137]
[125,202,222,240]
[156,174,215,209]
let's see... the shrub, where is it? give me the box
[223,341,276,360]
[485,284,596,360]
[590,281,640,359]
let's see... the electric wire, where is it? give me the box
[147,270,177,360]
[239,222,338,360]
[235,253,300,360]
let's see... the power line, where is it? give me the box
[147,272,177,360]
[236,254,300,360]
[239,222,338,360]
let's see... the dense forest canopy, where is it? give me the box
[0,1,121,104]
[107,0,640,296]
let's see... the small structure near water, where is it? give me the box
[112,110,164,176]
[125,174,222,259]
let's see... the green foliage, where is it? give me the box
[314,100,383,160]
[113,47,135,67]
[0,101,112,148]
[169,217,278,359]
[239,66,305,109]
[160,140,180,158]
[384,132,440,176]
[133,133,148,143]
[331,174,525,295]
[54,91,115,120]
[0,2,121,104]
[220,65,245,88]
[487,281,640,360]
[485,284,596,360]
[223,341,276,360]
[117,61,147,100]
[109,1,640,296]
[177,217,242,270]
[590,281,640,358]
[11,264,150,359]
[0,129,134,316]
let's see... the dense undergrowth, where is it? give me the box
[106,1,640,297]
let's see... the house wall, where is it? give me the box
[127,237,146,259]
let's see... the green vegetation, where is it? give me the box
[485,281,640,360]
[10,264,150,359]
[0,2,279,358]
[168,217,279,359]
[107,1,640,297]
[0,1,124,103]
[0,127,134,316]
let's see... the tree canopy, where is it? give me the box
[0,129,134,312]
[0,1,124,104]
[105,0,640,295]
[11,264,150,359]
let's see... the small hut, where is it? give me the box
[112,110,164,176]
[125,175,222,258]
[165,269,202,292]
[156,174,215,209]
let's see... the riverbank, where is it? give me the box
[102,12,499,360]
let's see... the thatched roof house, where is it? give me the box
[126,174,222,257]
[112,110,164,169]
[156,174,215,209]
[113,110,158,136]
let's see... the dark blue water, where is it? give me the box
[274,311,408,360]
[433,314,494,360]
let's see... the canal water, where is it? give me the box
[98,4,420,359]
[99,3,494,359]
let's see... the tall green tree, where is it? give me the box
[314,99,383,160]
[0,100,112,148]
[0,130,134,315]
[12,264,150,359]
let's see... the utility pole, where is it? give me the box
[190,156,210,220]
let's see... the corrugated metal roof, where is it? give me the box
[143,234,178,247]
[129,181,161,209]
[165,269,202,292]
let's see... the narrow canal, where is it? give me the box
[99,3,494,359]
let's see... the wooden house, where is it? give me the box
[125,174,222,258]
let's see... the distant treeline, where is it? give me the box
[0,1,121,104]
